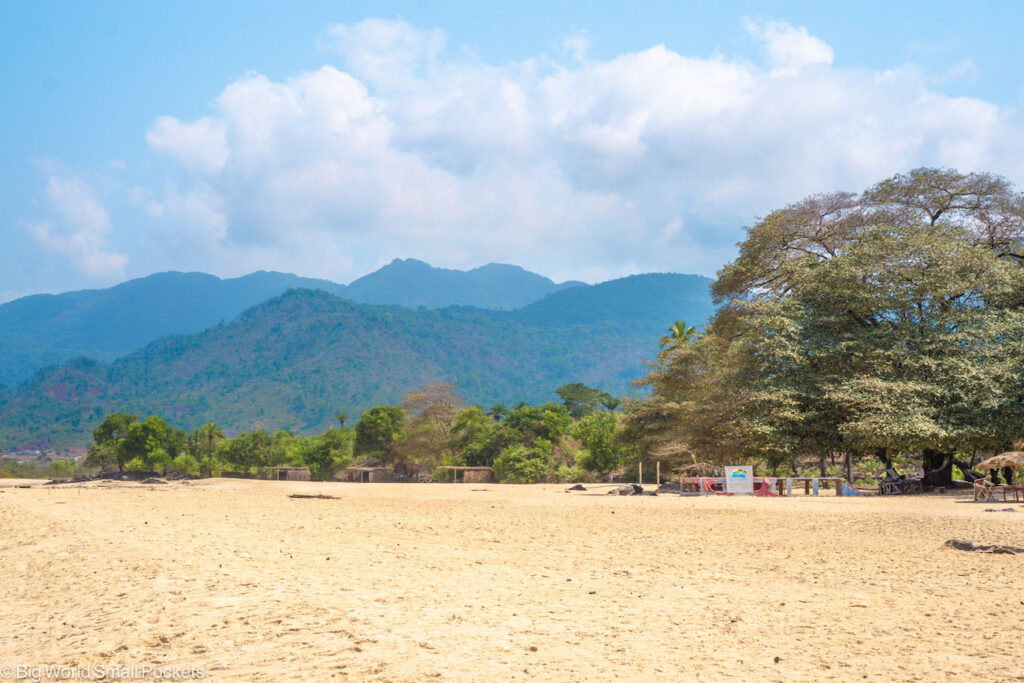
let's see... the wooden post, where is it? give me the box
[639,462,643,486]
[836,478,844,497]
[656,461,660,486]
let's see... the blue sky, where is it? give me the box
[3,1,1024,300]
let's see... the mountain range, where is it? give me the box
[0,258,584,389]
[0,263,714,449]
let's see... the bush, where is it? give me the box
[170,453,200,477]
[493,442,550,484]
[50,459,78,478]
[125,457,147,472]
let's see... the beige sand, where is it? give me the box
[1,479,1022,681]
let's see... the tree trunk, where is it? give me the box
[952,457,984,483]
[922,448,953,487]
[844,452,852,483]
[875,447,893,469]
[819,455,827,478]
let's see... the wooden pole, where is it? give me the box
[639,462,643,486]
[656,461,660,486]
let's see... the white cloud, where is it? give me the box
[146,115,229,174]
[744,18,834,72]
[25,175,126,276]
[562,31,589,63]
[129,18,1024,283]
[321,19,446,89]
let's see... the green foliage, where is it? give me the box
[554,383,616,418]
[572,411,623,475]
[49,459,78,478]
[505,403,572,446]
[355,405,405,461]
[0,273,714,450]
[493,440,552,484]
[626,168,1024,482]
[170,453,200,476]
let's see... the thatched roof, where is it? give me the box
[975,452,1024,471]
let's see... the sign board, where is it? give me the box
[724,466,754,494]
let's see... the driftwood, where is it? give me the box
[944,539,1024,555]
[288,493,340,500]
[608,484,644,496]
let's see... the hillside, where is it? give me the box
[0,261,583,388]
[344,258,585,309]
[0,271,346,388]
[0,273,714,448]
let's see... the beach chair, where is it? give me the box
[879,481,900,495]
[974,479,995,502]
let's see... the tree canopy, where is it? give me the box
[626,168,1024,483]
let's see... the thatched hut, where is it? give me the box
[261,466,311,481]
[342,466,394,483]
[433,466,495,483]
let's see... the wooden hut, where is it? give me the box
[261,466,311,481]
[433,466,495,483]
[342,466,394,483]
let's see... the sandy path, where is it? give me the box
[1,480,1022,681]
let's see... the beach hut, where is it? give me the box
[261,466,311,481]
[433,466,495,483]
[342,466,394,483]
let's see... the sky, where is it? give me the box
[3,1,1024,301]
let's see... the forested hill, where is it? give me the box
[343,258,586,309]
[0,261,583,388]
[0,273,715,448]
[0,270,346,388]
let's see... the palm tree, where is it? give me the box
[336,411,349,428]
[197,422,224,477]
[659,320,698,349]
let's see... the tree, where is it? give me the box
[554,383,615,418]
[295,428,353,479]
[572,411,623,475]
[354,405,405,462]
[450,406,514,466]
[627,168,1024,485]
[197,422,224,476]
[506,402,572,445]
[336,411,349,428]
[86,413,137,471]
[659,320,697,349]
[392,383,465,473]
[493,441,552,484]
[486,403,509,423]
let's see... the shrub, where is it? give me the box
[493,442,550,484]
[170,453,200,477]
[50,459,78,478]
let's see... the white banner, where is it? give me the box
[724,466,754,494]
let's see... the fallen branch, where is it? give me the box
[288,493,340,500]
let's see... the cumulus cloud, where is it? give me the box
[26,174,126,276]
[146,116,229,174]
[134,17,1024,283]
[744,18,834,72]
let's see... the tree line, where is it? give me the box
[79,382,631,483]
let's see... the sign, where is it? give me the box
[724,466,754,494]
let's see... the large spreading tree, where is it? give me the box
[625,168,1024,484]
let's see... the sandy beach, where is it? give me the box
[1,478,1022,681]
